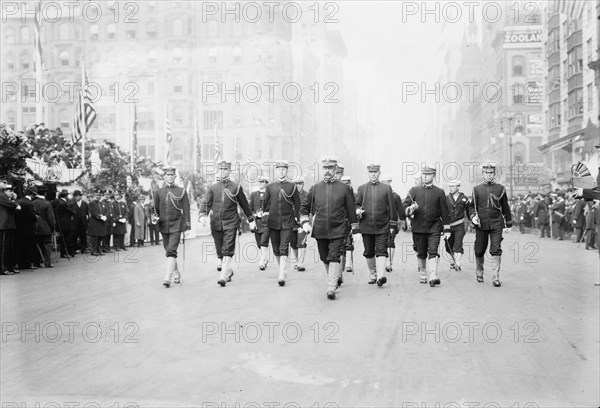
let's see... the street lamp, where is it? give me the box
[499,116,514,198]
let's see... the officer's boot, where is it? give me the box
[490,255,501,287]
[376,256,388,286]
[259,247,269,270]
[428,257,441,287]
[163,257,175,288]
[366,257,377,284]
[418,258,427,283]
[291,248,299,268]
[217,256,232,287]
[278,256,288,286]
[476,256,484,283]
[454,253,462,271]
[327,262,341,300]
[345,250,353,272]
[297,248,306,271]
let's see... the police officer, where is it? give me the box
[356,163,398,287]
[446,179,468,271]
[466,162,513,287]
[380,174,405,272]
[88,189,107,257]
[155,165,191,288]
[262,160,301,287]
[32,185,55,268]
[112,191,128,251]
[205,161,255,287]
[404,165,450,287]
[249,176,270,270]
[300,156,358,300]
[290,176,308,272]
[0,180,19,275]
[100,190,114,253]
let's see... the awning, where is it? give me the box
[538,129,585,153]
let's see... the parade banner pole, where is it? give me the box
[80,57,86,171]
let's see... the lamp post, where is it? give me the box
[499,116,514,198]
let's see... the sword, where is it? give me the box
[444,236,458,270]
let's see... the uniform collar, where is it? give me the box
[369,180,379,185]
[423,183,433,189]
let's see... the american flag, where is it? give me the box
[165,111,172,164]
[33,0,44,72]
[555,0,585,19]
[71,70,97,144]
[214,137,221,162]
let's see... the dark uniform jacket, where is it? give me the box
[100,200,113,235]
[249,189,269,233]
[356,181,398,234]
[262,180,301,230]
[32,196,55,236]
[0,191,17,230]
[154,184,191,234]
[582,168,600,201]
[467,182,512,230]
[447,192,468,226]
[55,198,75,233]
[300,180,358,239]
[392,191,406,229]
[88,199,106,237]
[534,201,549,224]
[112,200,128,235]
[15,197,37,237]
[205,179,253,231]
[572,199,586,229]
[72,200,89,230]
[549,200,566,224]
[403,184,450,234]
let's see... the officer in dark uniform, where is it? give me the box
[466,162,513,287]
[15,186,38,269]
[290,176,308,271]
[262,160,301,287]
[356,163,398,287]
[55,189,75,258]
[100,190,114,253]
[0,180,19,275]
[71,190,88,253]
[112,191,128,251]
[88,190,107,256]
[155,165,191,288]
[381,174,405,272]
[249,176,270,270]
[205,161,255,287]
[404,165,450,287]
[31,186,55,268]
[446,179,468,271]
[300,156,358,300]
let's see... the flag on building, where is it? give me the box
[33,0,44,72]
[71,67,97,144]
[165,109,172,164]
[555,0,585,19]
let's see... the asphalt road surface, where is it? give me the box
[1,230,598,408]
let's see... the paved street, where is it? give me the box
[1,230,598,408]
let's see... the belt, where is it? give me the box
[450,218,465,227]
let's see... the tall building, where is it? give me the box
[540,0,600,188]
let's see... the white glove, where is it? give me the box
[16,205,21,210]
[572,187,584,199]
[356,208,364,219]
[471,215,480,226]
[443,232,451,240]
[302,223,312,234]
[249,221,256,231]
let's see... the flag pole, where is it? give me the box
[34,0,43,124]
[80,56,86,170]
[130,103,134,173]
[164,103,167,165]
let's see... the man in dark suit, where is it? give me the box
[71,190,89,253]
[15,186,38,269]
[88,190,106,256]
[112,191,128,251]
[32,185,55,268]
[0,180,19,275]
[55,189,75,258]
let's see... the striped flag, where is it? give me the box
[33,0,44,72]
[555,0,585,19]
[214,137,221,162]
[165,110,172,164]
[71,70,97,144]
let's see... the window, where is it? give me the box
[107,24,116,39]
[172,19,183,35]
[587,39,593,62]
[6,54,15,70]
[173,47,183,63]
[512,55,524,76]
[22,56,30,70]
[20,26,30,43]
[568,88,583,118]
[138,108,155,130]
[512,84,523,104]
[233,46,241,63]
[138,145,155,160]
[513,142,526,164]
[208,20,218,37]
[567,46,583,77]
[59,50,69,66]
[587,84,593,111]
[549,103,561,127]
[5,27,15,44]
[126,25,136,39]
[6,110,15,125]
[147,21,157,38]
[90,25,99,40]
[59,24,69,40]
[173,106,184,126]
[97,106,116,131]
[173,76,183,93]
[203,110,223,129]
[148,49,157,64]
[209,47,217,63]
